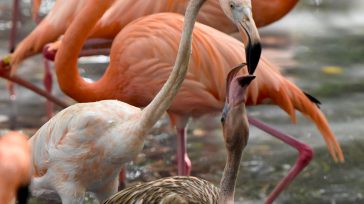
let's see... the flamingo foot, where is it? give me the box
[184,153,191,175]
[248,117,314,204]
[265,144,313,204]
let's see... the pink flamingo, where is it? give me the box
[0,131,31,204]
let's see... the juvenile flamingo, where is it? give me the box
[0,131,31,204]
[103,70,255,204]
[29,0,261,203]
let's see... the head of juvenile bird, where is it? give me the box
[221,65,254,152]
[219,0,262,75]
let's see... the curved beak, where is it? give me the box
[236,6,261,75]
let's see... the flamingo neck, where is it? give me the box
[218,144,243,203]
[219,105,249,203]
[55,1,114,102]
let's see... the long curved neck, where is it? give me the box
[218,106,249,203]
[218,149,243,203]
[138,0,205,130]
[55,0,114,102]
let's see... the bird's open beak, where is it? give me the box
[236,6,261,75]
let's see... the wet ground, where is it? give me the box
[1,0,364,203]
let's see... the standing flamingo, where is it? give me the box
[0,131,31,204]
[30,0,261,203]
[103,71,254,204]
[35,0,342,201]
[4,0,297,71]
[2,0,297,119]
[4,0,297,119]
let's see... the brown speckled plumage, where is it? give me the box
[104,176,219,204]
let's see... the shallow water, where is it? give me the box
[0,0,363,203]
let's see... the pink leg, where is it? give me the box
[118,167,126,190]
[248,116,313,204]
[176,127,191,176]
[7,82,15,98]
[43,58,54,118]
[9,0,19,53]
[7,82,17,129]
[7,0,20,128]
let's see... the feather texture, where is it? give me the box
[8,0,297,67]
[104,176,219,204]
[92,13,343,161]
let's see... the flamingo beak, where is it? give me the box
[236,6,261,75]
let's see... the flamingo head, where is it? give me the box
[221,64,254,152]
[219,0,262,75]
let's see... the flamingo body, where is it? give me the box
[30,100,144,202]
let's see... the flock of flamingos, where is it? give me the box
[0,0,346,203]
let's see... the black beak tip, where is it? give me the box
[246,42,262,75]
[237,75,256,87]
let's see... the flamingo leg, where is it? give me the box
[176,126,191,176]
[7,0,20,129]
[118,167,126,190]
[7,82,17,130]
[9,0,19,53]
[43,58,54,118]
[248,116,313,204]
